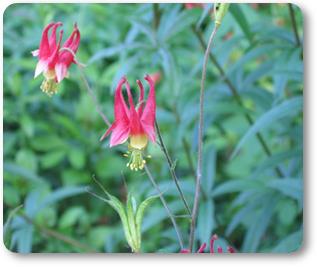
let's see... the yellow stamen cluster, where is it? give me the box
[40,78,58,96]
[41,70,59,96]
[125,148,146,171]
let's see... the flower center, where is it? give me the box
[41,70,58,96]
[129,135,148,150]
[125,135,151,171]
[125,148,146,171]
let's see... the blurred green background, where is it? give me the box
[3,3,303,253]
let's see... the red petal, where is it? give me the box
[197,243,207,253]
[141,74,156,142]
[100,123,116,141]
[100,77,130,146]
[180,249,190,253]
[109,123,130,147]
[47,29,64,69]
[34,59,48,78]
[125,80,144,136]
[136,79,145,116]
[114,77,129,123]
[210,234,218,253]
[59,23,81,67]
[48,22,63,52]
[38,22,55,59]
[55,63,68,82]
[124,79,136,110]
[227,246,235,253]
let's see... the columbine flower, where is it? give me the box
[32,22,80,96]
[100,75,156,171]
[180,234,235,253]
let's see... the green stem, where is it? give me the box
[155,120,192,216]
[15,210,97,252]
[191,26,284,178]
[189,24,220,252]
[77,66,111,127]
[144,164,184,249]
[59,47,111,127]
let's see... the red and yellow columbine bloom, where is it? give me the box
[100,75,156,171]
[32,22,80,96]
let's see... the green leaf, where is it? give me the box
[231,96,303,159]
[242,193,279,252]
[135,195,159,238]
[37,186,87,213]
[158,7,197,42]
[30,136,65,152]
[267,178,303,204]
[88,226,111,250]
[226,192,269,236]
[276,199,298,226]
[202,146,216,194]
[126,194,139,252]
[229,4,253,42]
[59,206,86,229]
[4,162,46,184]
[68,148,86,170]
[212,179,264,197]
[197,200,215,244]
[249,148,301,179]
[227,44,287,77]
[40,150,66,169]
[104,194,133,251]
[15,149,38,173]
[14,224,34,253]
[272,229,303,253]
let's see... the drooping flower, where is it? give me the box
[100,75,156,171]
[180,234,235,253]
[32,22,80,96]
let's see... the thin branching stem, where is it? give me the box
[144,164,184,249]
[77,66,111,127]
[191,26,284,178]
[155,120,192,216]
[189,24,219,252]
[59,47,111,127]
[15,210,97,252]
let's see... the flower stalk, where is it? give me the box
[189,3,230,251]
[144,164,184,249]
[191,25,284,178]
[155,120,192,216]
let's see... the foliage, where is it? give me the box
[3,3,303,253]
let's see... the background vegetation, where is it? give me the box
[3,3,303,253]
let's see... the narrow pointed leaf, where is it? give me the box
[135,195,159,241]
[231,96,303,159]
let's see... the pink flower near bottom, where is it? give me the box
[180,235,235,253]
